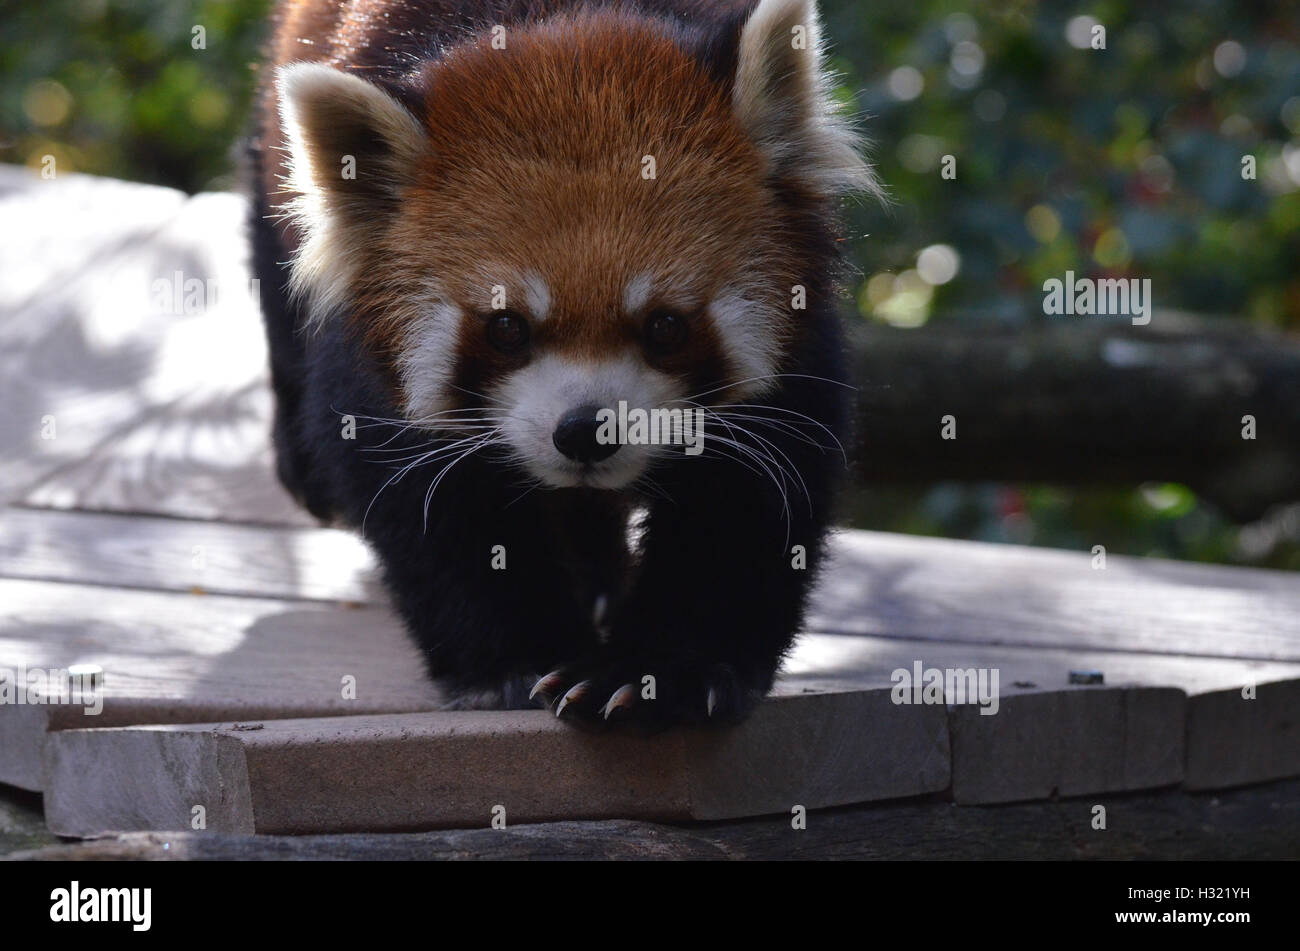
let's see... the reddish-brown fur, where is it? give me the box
[256,1,807,383]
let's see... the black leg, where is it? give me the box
[534,372,848,728]
[352,450,607,707]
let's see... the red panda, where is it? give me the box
[248,0,877,726]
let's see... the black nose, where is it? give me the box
[553,404,620,463]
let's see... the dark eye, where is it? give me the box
[645,310,688,353]
[486,310,530,354]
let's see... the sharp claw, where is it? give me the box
[529,670,565,702]
[707,686,718,718]
[555,680,592,717]
[602,683,638,720]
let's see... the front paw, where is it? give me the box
[529,653,765,729]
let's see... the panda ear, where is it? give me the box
[276,63,426,317]
[731,0,877,198]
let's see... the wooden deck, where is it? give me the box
[2,168,1298,853]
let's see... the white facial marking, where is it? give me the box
[707,291,782,395]
[398,293,463,421]
[493,354,681,490]
[522,272,551,321]
[622,272,655,314]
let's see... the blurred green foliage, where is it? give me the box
[2,0,1297,568]
[829,0,1300,330]
[823,0,1300,570]
[0,0,271,189]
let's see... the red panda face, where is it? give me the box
[276,0,874,490]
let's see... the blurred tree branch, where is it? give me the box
[848,314,1300,522]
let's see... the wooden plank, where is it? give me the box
[41,691,951,836]
[19,379,310,526]
[0,703,53,791]
[0,506,378,603]
[1185,678,1300,790]
[786,633,1300,799]
[946,687,1185,803]
[811,530,1300,661]
[0,171,189,503]
[6,507,1298,668]
[783,632,1300,695]
[17,776,1300,860]
[0,577,440,790]
[0,170,307,526]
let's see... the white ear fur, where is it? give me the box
[733,0,878,199]
[277,63,426,322]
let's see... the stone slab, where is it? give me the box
[42,690,951,836]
